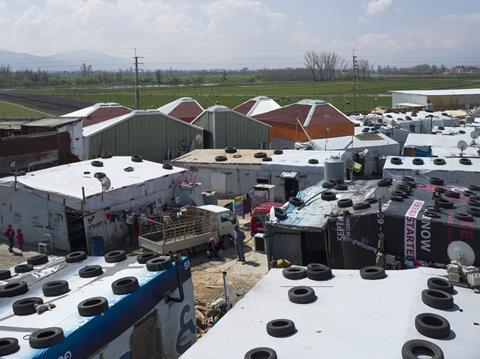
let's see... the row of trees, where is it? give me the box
[303,50,374,81]
[304,51,349,81]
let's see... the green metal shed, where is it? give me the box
[192,105,270,149]
[83,111,204,162]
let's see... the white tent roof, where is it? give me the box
[0,157,186,210]
[302,132,398,150]
[391,89,480,96]
[182,267,479,359]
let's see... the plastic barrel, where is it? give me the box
[89,236,105,256]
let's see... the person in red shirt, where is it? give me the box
[3,224,15,253]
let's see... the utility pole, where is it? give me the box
[133,48,143,110]
[352,51,358,114]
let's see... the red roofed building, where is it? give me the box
[158,97,204,123]
[62,103,132,127]
[254,99,355,147]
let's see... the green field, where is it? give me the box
[0,100,46,118]
[14,75,480,114]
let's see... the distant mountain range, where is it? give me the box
[0,50,132,71]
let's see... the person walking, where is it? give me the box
[4,224,15,253]
[16,229,24,251]
[233,225,246,263]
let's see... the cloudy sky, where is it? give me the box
[1,0,479,69]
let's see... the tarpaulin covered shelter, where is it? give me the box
[173,149,345,201]
[296,132,400,176]
[383,156,480,186]
[0,157,187,252]
[254,99,355,148]
[265,179,480,268]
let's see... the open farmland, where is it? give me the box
[6,76,480,116]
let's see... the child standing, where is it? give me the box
[16,229,24,251]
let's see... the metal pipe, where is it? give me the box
[222,271,229,312]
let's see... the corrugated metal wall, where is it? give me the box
[88,113,203,162]
[195,111,269,149]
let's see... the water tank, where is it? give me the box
[324,156,345,183]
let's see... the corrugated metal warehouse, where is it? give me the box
[192,105,270,149]
[391,89,480,109]
[82,110,204,162]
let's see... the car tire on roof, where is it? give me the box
[378,178,393,187]
[112,276,139,295]
[415,313,451,339]
[78,297,109,317]
[467,206,480,217]
[65,251,87,263]
[12,297,44,316]
[391,157,403,165]
[445,191,460,199]
[438,198,454,209]
[29,327,65,349]
[401,339,444,359]
[337,198,353,208]
[79,265,103,278]
[27,254,48,266]
[0,270,11,280]
[163,164,173,170]
[334,183,348,191]
[288,286,316,304]
[0,281,28,298]
[225,147,237,154]
[266,319,296,338]
[104,250,126,263]
[353,202,370,210]
[430,177,444,186]
[289,197,304,207]
[307,264,332,281]
[131,155,143,162]
[14,264,34,274]
[360,266,387,280]
[321,191,336,201]
[282,267,307,280]
[137,252,159,264]
[42,280,70,297]
[262,156,272,162]
[273,149,283,155]
[244,347,277,359]
[274,207,287,220]
[146,257,173,272]
[421,289,453,310]
[0,337,20,356]
[254,152,267,159]
[91,160,103,167]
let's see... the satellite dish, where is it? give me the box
[9,160,16,168]
[471,130,480,139]
[99,176,111,192]
[447,241,475,266]
[457,140,468,151]
[195,134,203,145]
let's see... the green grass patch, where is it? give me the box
[0,101,45,118]
[16,75,480,113]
